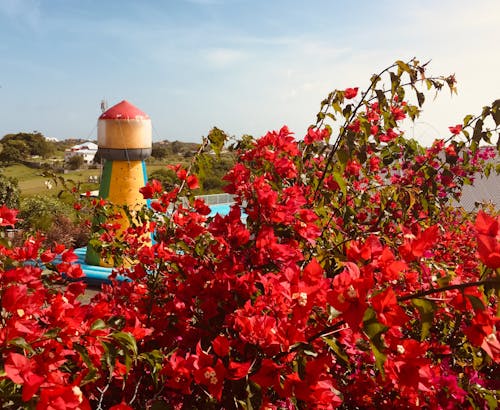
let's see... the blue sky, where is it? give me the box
[1,0,499,144]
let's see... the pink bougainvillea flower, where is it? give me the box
[344,87,359,99]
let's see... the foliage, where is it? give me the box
[66,155,85,170]
[0,132,55,163]
[15,195,90,249]
[148,168,178,191]
[0,139,30,164]
[0,58,499,409]
[0,173,20,209]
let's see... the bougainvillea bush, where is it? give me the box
[1,58,500,409]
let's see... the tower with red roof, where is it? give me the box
[85,100,152,267]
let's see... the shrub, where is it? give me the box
[0,58,499,409]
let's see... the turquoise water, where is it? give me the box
[208,203,232,217]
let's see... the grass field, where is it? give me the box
[2,164,100,197]
[1,162,171,197]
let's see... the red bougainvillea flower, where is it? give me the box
[36,385,90,410]
[445,144,457,157]
[4,353,45,402]
[448,124,462,135]
[0,205,18,226]
[139,179,163,199]
[186,174,199,190]
[370,288,408,327]
[327,262,373,330]
[304,126,331,145]
[345,159,361,177]
[474,211,500,268]
[399,225,439,262]
[390,104,406,121]
[379,128,398,143]
[344,87,359,99]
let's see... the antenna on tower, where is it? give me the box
[100,99,108,113]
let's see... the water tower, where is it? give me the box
[85,100,152,267]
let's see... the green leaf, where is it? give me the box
[207,127,228,157]
[395,60,411,75]
[463,114,474,125]
[101,340,117,373]
[491,99,500,126]
[484,393,498,410]
[8,337,35,354]
[333,172,346,196]
[412,298,435,340]
[91,319,107,331]
[370,340,387,376]
[337,147,349,166]
[363,308,387,339]
[466,295,485,311]
[472,119,484,143]
[332,101,342,114]
[375,89,387,107]
[43,327,61,339]
[362,308,388,374]
[111,331,138,357]
[322,337,349,365]
[416,91,425,107]
[151,401,171,410]
[74,343,95,371]
[389,71,400,96]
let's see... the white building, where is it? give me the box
[64,142,98,164]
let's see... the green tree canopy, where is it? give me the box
[0,132,54,162]
[66,154,84,170]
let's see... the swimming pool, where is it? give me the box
[208,203,232,217]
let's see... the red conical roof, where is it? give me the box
[99,100,150,120]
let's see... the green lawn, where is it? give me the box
[1,162,172,197]
[1,164,101,197]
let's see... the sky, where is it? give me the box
[0,0,499,145]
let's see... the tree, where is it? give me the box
[66,154,84,170]
[151,143,172,159]
[0,132,54,160]
[0,139,30,164]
